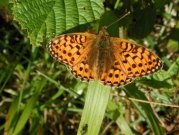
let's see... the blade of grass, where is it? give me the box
[4,95,20,135]
[77,81,111,135]
[12,79,46,135]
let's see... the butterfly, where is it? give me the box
[47,26,163,87]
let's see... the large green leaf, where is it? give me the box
[12,0,104,46]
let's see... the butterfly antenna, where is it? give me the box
[106,11,131,28]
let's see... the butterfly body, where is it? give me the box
[48,27,163,87]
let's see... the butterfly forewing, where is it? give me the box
[111,38,163,78]
[48,33,95,66]
[47,27,163,87]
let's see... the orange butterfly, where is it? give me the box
[47,26,163,87]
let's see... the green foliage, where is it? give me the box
[124,84,164,134]
[12,0,104,46]
[0,0,179,135]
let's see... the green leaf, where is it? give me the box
[153,0,169,9]
[167,57,179,77]
[167,39,179,52]
[129,4,156,38]
[12,0,104,46]
[77,81,111,135]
